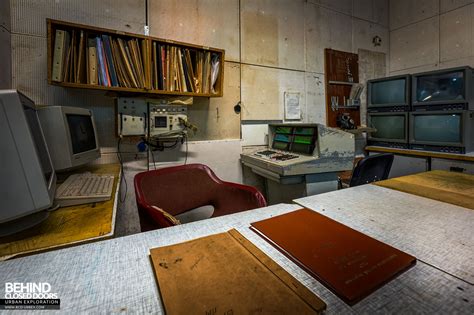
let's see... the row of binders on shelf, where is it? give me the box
[51,29,220,94]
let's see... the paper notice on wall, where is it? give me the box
[284,92,301,120]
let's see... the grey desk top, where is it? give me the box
[0,195,473,314]
[295,184,474,285]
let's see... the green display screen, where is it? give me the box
[294,127,314,136]
[275,127,293,134]
[274,134,290,142]
[271,126,317,154]
[294,135,312,144]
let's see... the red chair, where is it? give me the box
[134,163,267,231]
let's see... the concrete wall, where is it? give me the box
[6,0,389,173]
[389,0,474,75]
[388,0,474,175]
[241,0,390,145]
[0,0,11,89]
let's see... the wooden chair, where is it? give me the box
[134,164,267,231]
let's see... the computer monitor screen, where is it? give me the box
[370,78,406,106]
[369,114,406,141]
[271,126,317,154]
[38,106,100,171]
[67,114,97,154]
[413,113,461,143]
[416,70,464,103]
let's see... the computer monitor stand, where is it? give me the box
[0,210,50,238]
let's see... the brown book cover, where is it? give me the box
[250,208,416,305]
[87,38,98,85]
[150,229,326,315]
[76,30,85,83]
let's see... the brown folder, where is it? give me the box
[150,229,326,315]
[250,208,416,305]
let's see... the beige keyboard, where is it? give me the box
[55,172,115,207]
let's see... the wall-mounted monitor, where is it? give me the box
[0,90,57,236]
[38,106,101,172]
[367,75,410,112]
[409,111,474,154]
[412,66,474,111]
[367,112,409,148]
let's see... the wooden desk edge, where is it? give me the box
[365,146,474,162]
[0,165,121,261]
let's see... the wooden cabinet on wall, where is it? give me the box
[47,19,224,98]
[324,48,360,127]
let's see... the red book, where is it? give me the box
[250,208,416,305]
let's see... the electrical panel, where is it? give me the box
[149,104,188,137]
[116,98,147,136]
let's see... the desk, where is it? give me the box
[374,170,474,210]
[366,145,474,171]
[0,163,120,261]
[0,191,472,313]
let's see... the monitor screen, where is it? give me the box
[24,106,54,183]
[370,115,406,140]
[413,114,461,143]
[370,78,406,106]
[66,114,97,154]
[416,70,464,103]
[271,126,317,154]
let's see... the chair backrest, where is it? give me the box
[349,153,394,187]
[134,164,266,230]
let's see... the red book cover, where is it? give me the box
[250,208,416,305]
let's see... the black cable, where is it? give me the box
[184,132,188,165]
[117,137,127,203]
[151,145,156,170]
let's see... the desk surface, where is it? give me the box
[0,163,120,261]
[0,199,472,314]
[366,145,474,162]
[374,170,474,210]
[295,184,474,285]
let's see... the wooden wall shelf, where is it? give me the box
[324,49,360,127]
[47,19,224,98]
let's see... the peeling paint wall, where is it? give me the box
[389,0,474,75]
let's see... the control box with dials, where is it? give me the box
[149,104,188,137]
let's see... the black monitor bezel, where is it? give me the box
[409,110,466,147]
[411,66,472,107]
[367,112,409,143]
[367,74,411,108]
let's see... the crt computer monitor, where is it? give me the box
[409,111,474,154]
[367,75,410,111]
[367,112,409,148]
[38,106,100,172]
[0,90,57,236]
[412,66,474,110]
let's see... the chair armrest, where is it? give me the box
[220,181,267,207]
